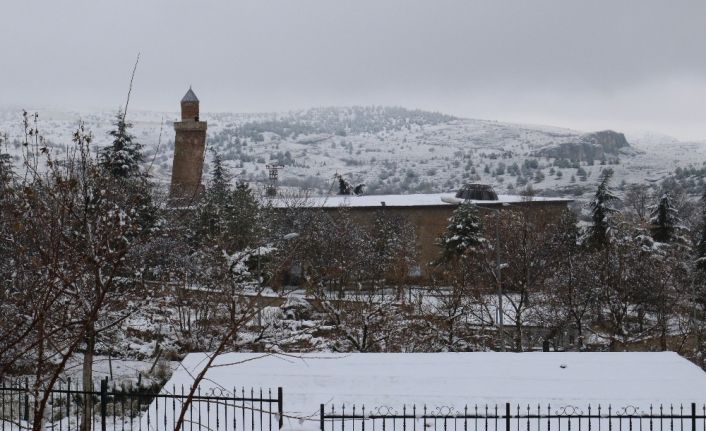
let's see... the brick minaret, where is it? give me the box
[169,87,207,202]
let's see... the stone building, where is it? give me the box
[169,87,207,202]
[272,187,572,276]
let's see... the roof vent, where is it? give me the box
[455,183,498,201]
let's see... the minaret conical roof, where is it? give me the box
[181,87,199,103]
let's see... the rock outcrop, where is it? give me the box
[534,130,630,161]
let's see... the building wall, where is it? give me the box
[181,101,199,121]
[170,120,207,200]
[322,200,570,275]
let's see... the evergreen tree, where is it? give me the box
[193,152,262,253]
[336,174,353,195]
[208,152,230,205]
[99,111,143,178]
[437,202,485,263]
[0,133,11,190]
[100,112,156,234]
[334,173,365,196]
[0,145,15,283]
[0,152,12,191]
[225,182,262,251]
[586,170,619,248]
[195,152,230,244]
[649,193,681,243]
[695,187,706,272]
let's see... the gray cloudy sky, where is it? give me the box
[2,1,706,140]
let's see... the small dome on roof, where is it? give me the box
[455,183,498,201]
[181,87,199,103]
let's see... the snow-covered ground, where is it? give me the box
[269,193,571,208]
[3,106,706,200]
[60,354,180,388]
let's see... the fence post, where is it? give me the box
[320,404,325,431]
[100,378,108,431]
[505,403,510,431]
[692,403,696,431]
[67,378,71,420]
[24,377,29,423]
[278,387,284,430]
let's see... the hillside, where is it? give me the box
[1,106,705,199]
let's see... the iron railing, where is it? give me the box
[320,403,706,431]
[0,378,283,431]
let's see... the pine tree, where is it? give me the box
[696,187,706,272]
[0,133,11,190]
[208,152,230,204]
[195,152,231,245]
[437,202,485,262]
[586,170,619,248]
[225,181,261,251]
[336,174,353,195]
[649,193,681,243]
[194,152,262,253]
[0,152,12,191]
[99,111,143,178]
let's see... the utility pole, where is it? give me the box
[266,164,284,197]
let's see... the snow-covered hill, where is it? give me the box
[2,106,705,199]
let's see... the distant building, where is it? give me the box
[271,186,572,275]
[170,87,207,202]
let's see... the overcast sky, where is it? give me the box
[2,1,705,140]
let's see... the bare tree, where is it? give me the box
[476,207,559,351]
[0,117,159,430]
[623,183,652,222]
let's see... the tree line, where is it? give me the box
[2,109,706,428]
[434,169,706,357]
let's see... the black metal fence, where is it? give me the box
[0,378,283,431]
[320,403,706,431]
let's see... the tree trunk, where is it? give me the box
[515,320,523,352]
[80,324,95,431]
[32,316,46,431]
[660,320,668,351]
[575,319,584,349]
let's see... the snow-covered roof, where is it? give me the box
[161,352,706,419]
[269,193,572,209]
